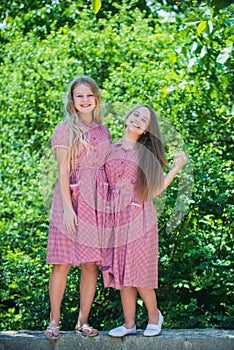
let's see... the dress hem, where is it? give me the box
[46,260,102,267]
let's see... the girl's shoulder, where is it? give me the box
[99,124,110,132]
[112,139,123,148]
[114,139,122,146]
[53,121,69,133]
[97,124,112,141]
[110,139,122,151]
[52,121,69,148]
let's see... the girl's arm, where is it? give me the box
[55,147,78,234]
[154,151,187,197]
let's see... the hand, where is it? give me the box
[173,151,187,172]
[62,208,78,234]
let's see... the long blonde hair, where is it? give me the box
[64,76,102,170]
[126,105,168,201]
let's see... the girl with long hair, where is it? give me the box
[103,105,186,337]
[45,76,111,340]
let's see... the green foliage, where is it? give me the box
[0,0,233,331]
[93,0,102,14]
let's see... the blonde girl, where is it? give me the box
[45,76,111,340]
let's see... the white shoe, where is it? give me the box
[143,310,163,336]
[108,325,136,337]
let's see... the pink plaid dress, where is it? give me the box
[102,139,158,289]
[46,121,111,266]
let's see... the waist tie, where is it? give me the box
[109,183,141,207]
[71,165,105,171]
[109,179,135,191]
[70,166,105,183]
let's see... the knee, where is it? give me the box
[81,263,97,273]
[52,264,71,274]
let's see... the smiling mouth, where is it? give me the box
[131,121,140,128]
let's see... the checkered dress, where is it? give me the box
[46,121,111,266]
[102,139,158,289]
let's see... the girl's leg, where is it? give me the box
[137,288,159,324]
[76,263,98,328]
[120,287,137,328]
[45,264,71,337]
[137,288,163,336]
[108,287,137,337]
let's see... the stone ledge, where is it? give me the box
[0,329,233,350]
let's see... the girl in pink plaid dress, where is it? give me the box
[45,76,111,340]
[103,105,186,337]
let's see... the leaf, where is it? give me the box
[188,57,197,69]
[216,44,233,64]
[169,52,177,64]
[208,20,213,33]
[92,0,102,15]
[200,45,207,58]
[151,33,164,38]
[191,42,198,53]
[197,21,207,35]
[137,298,144,306]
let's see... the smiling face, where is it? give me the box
[125,106,151,137]
[73,83,96,120]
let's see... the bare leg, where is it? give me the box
[120,287,137,328]
[137,288,159,324]
[76,263,98,328]
[45,264,71,338]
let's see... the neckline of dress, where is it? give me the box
[81,120,98,128]
[119,138,137,151]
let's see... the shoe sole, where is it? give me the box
[109,333,136,338]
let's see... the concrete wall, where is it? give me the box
[0,329,234,350]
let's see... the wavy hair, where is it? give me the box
[64,76,102,170]
[126,105,168,201]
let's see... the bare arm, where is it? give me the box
[153,151,187,197]
[55,147,77,234]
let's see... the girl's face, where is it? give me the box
[126,106,151,136]
[73,83,96,119]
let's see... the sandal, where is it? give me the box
[45,325,60,340]
[75,324,98,337]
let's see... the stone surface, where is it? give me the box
[0,329,233,350]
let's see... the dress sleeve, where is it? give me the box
[52,122,70,149]
[102,125,112,142]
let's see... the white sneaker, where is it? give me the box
[108,325,136,337]
[143,310,163,336]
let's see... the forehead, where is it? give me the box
[73,83,93,94]
[133,106,150,120]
